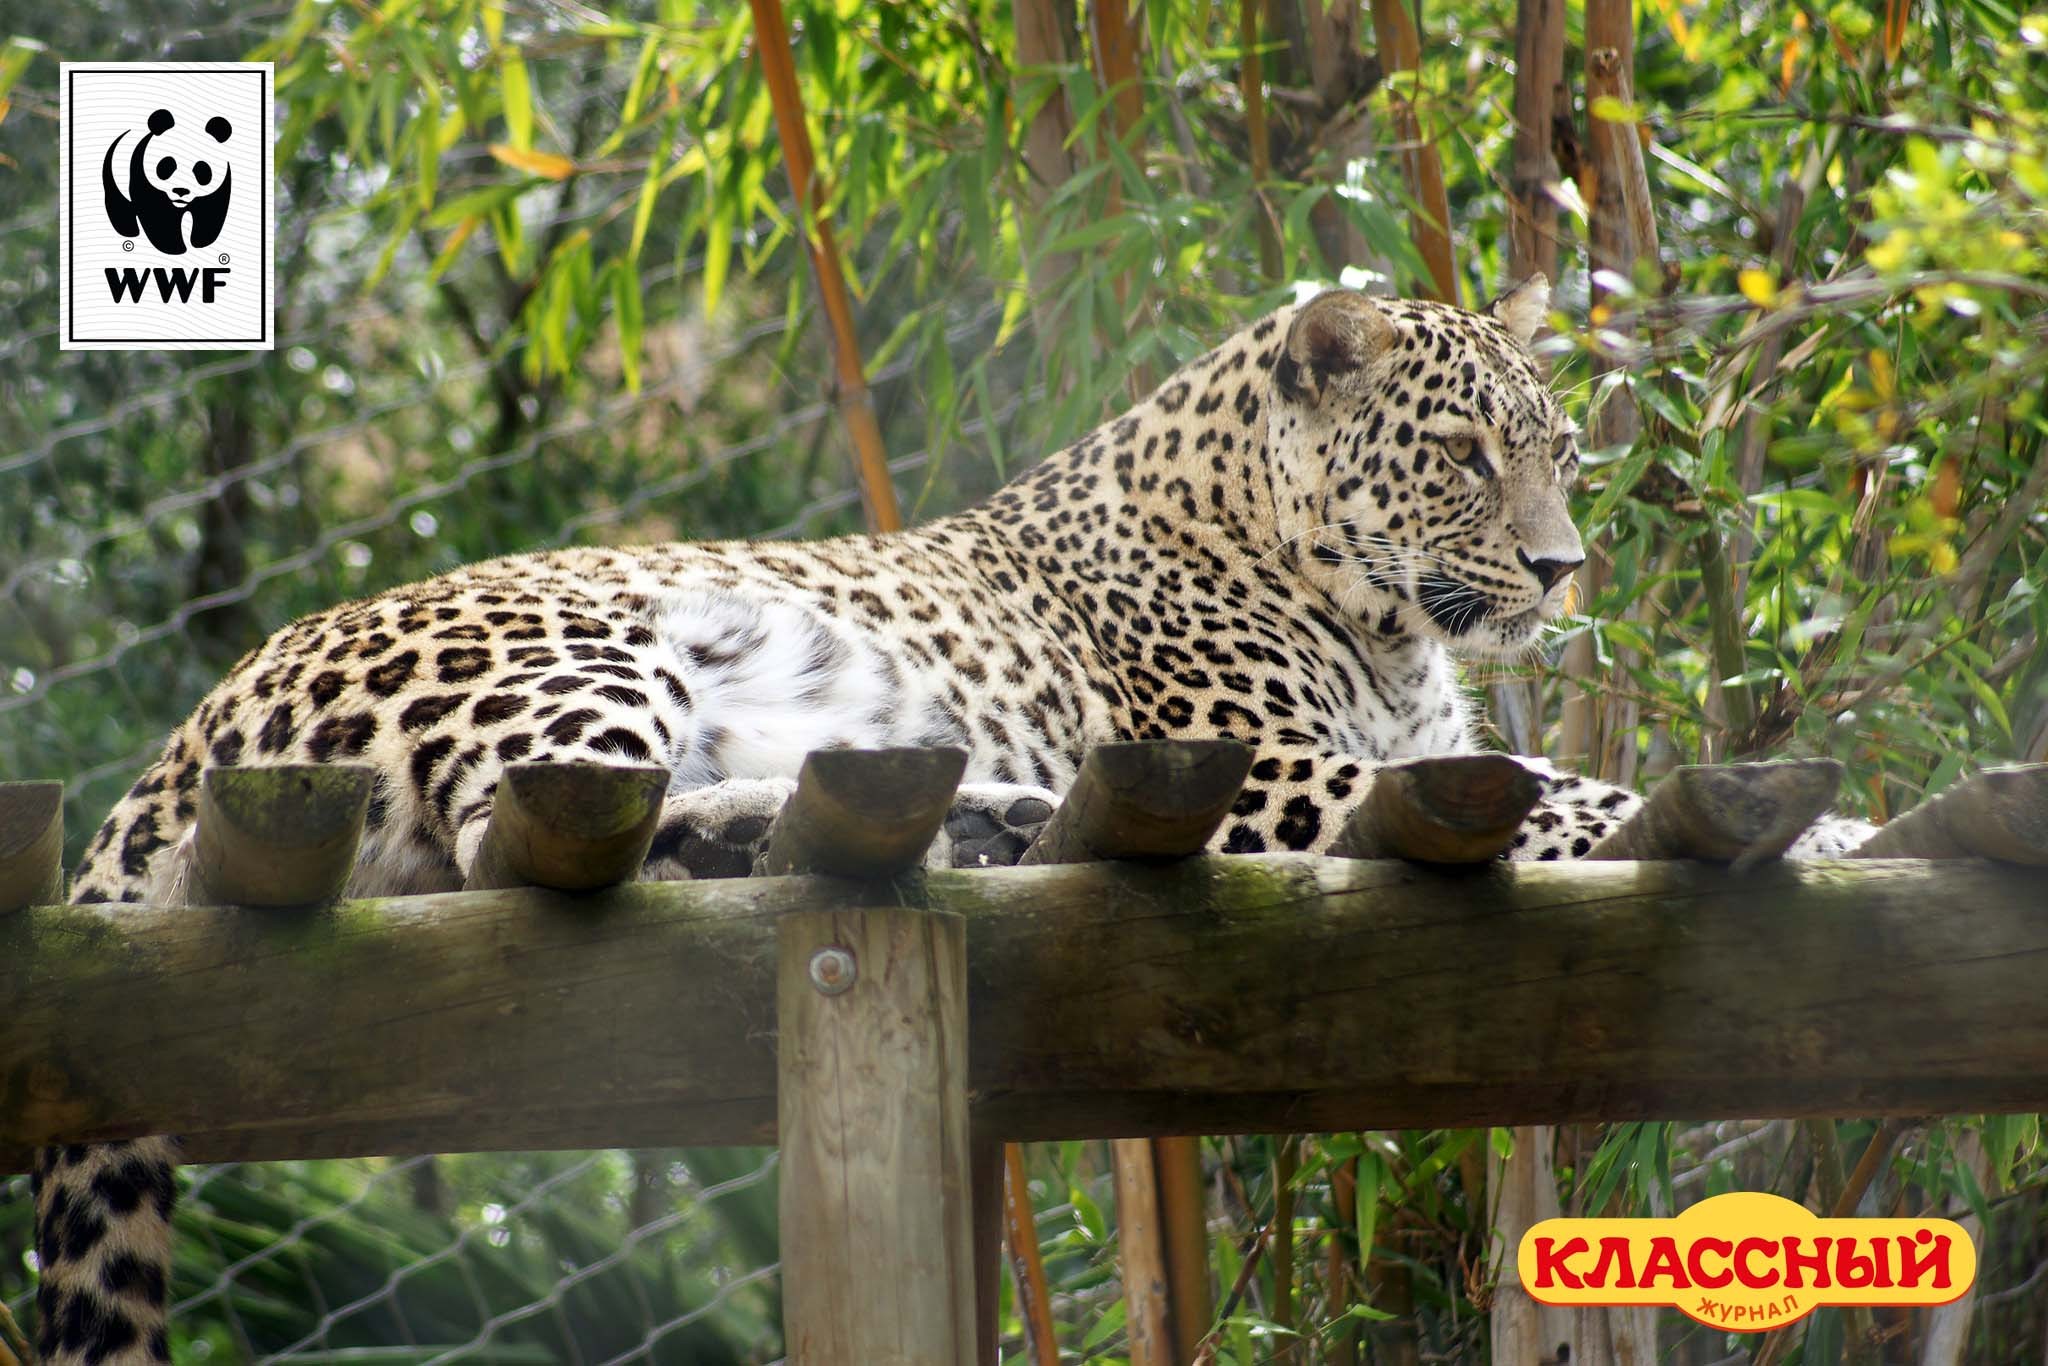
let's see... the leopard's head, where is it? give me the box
[1267,277,1583,657]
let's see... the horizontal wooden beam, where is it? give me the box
[5,855,2046,1169]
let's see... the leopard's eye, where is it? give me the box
[1438,434,1494,478]
[1552,434,1580,477]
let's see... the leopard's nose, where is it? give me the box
[1518,548,1583,592]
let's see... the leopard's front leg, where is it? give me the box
[1214,748,1876,860]
[1212,747,1644,860]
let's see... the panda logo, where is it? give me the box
[102,107,234,256]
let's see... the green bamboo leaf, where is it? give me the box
[1585,444,1655,527]
[502,50,533,150]
[1355,1148,1386,1267]
[427,181,528,228]
[1958,664,2014,738]
[415,97,440,210]
[702,196,734,316]
[362,205,420,293]
[0,35,44,112]
[1081,1295,1126,1350]
[612,261,643,392]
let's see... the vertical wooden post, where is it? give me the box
[778,904,976,1364]
[972,1128,1006,1365]
[0,781,63,912]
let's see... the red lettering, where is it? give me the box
[1588,1237,1638,1289]
[1639,1236,1693,1289]
[1736,1237,1781,1288]
[1533,1236,1588,1290]
[1834,1239,1879,1289]
[1687,1237,1734,1289]
[1782,1235,1833,1289]
[1899,1230,1952,1289]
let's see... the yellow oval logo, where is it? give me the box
[1516,1191,1976,1331]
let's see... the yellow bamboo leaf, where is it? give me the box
[429,215,479,281]
[1738,269,1779,308]
[489,144,575,180]
[1884,0,1909,61]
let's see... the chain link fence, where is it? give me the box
[0,4,1041,1359]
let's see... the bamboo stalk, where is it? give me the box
[1089,0,1146,151]
[1088,0,1154,397]
[1157,1135,1213,1360]
[1004,1143,1062,1366]
[1240,0,1283,280]
[1697,524,1757,747]
[1113,1136,1176,1366]
[746,0,902,533]
[1575,0,1664,781]
[1507,0,1565,286]
[1272,1136,1297,1363]
[1013,0,1084,353]
[1328,1157,1361,1365]
[1366,0,1457,300]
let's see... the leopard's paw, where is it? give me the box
[932,783,1059,869]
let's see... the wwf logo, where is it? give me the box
[61,62,275,351]
[103,107,234,256]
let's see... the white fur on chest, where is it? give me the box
[1343,640,1476,760]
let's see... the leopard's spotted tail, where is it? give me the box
[37,757,192,1364]
[31,1138,179,1364]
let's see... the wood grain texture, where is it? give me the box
[1331,754,1541,862]
[0,781,62,913]
[972,1130,1005,1366]
[193,764,372,907]
[9,855,2048,1170]
[757,746,965,878]
[463,762,668,892]
[778,906,975,1364]
[1849,764,2048,864]
[1587,760,1842,867]
[1020,738,1250,864]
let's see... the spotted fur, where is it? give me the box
[35,279,1868,1362]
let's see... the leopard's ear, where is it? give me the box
[1485,273,1549,347]
[1275,289,1396,407]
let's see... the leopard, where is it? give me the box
[32,277,1874,1364]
